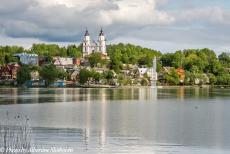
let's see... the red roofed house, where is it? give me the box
[0,63,20,80]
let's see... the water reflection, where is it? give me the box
[0,87,230,105]
[0,87,230,154]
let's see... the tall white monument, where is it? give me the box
[151,57,158,88]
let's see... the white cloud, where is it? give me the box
[173,6,230,25]
[0,0,230,53]
[107,0,174,25]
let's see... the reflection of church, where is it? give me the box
[82,29,107,57]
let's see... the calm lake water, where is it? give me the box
[0,87,230,154]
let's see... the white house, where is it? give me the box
[53,57,73,66]
[14,53,39,65]
[138,67,152,78]
[138,58,158,86]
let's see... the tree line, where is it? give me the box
[0,44,82,65]
[0,43,230,86]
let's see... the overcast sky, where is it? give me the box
[0,0,229,53]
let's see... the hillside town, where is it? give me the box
[0,29,155,87]
[0,29,230,88]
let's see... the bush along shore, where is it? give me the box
[0,43,229,88]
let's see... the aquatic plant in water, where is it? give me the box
[0,111,31,154]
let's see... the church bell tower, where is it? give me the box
[98,28,107,55]
[83,29,91,57]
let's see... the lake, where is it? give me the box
[0,87,230,154]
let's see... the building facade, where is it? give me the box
[0,63,20,80]
[14,53,39,65]
[82,28,107,57]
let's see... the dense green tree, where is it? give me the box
[208,73,217,85]
[67,45,82,57]
[39,64,61,86]
[172,51,185,68]
[88,53,103,67]
[107,43,161,72]
[219,52,230,68]
[31,44,63,57]
[103,70,115,84]
[90,70,102,83]
[79,68,92,85]
[16,65,32,85]
[103,70,114,80]
[216,73,230,85]
[164,68,180,85]
[109,49,122,72]
[58,68,68,80]
[184,52,206,72]
[161,53,174,67]
[0,46,25,65]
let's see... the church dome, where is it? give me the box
[85,29,90,36]
[99,28,104,36]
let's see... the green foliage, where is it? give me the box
[107,43,161,72]
[39,64,61,86]
[17,65,32,85]
[103,70,114,80]
[219,52,230,68]
[216,73,230,85]
[58,69,68,80]
[88,53,103,67]
[141,78,149,86]
[0,46,25,65]
[208,73,217,85]
[103,70,115,85]
[1,43,230,86]
[172,51,185,68]
[66,45,82,57]
[32,44,64,57]
[109,49,122,72]
[79,68,91,85]
[90,70,103,83]
[31,44,82,57]
[164,68,180,85]
[161,53,175,67]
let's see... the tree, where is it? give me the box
[161,53,174,67]
[17,65,32,85]
[216,73,230,85]
[79,68,92,85]
[164,68,180,85]
[103,70,115,84]
[88,53,103,67]
[172,51,185,68]
[141,78,149,86]
[67,45,82,57]
[107,43,161,72]
[91,70,102,83]
[31,44,65,57]
[110,49,122,73]
[219,52,230,68]
[58,68,68,80]
[208,73,217,85]
[39,64,61,86]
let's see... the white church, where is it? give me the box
[82,28,107,57]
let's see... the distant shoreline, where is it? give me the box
[0,85,229,89]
